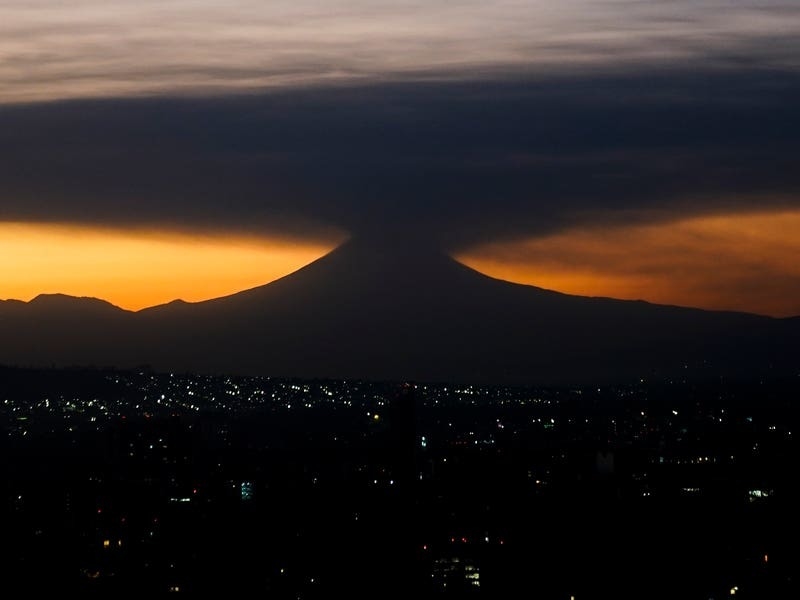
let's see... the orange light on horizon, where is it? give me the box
[0,222,342,311]
[456,209,800,318]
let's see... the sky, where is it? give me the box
[1,1,799,315]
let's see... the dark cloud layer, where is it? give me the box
[2,67,799,249]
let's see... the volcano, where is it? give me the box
[1,238,797,384]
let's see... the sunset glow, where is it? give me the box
[0,223,340,311]
[457,210,800,317]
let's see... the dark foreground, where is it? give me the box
[2,366,798,597]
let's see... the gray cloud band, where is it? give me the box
[1,68,798,249]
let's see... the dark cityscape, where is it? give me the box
[2,365,796,597]
[3,2,800,598]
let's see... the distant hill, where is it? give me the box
[1,238,797,384]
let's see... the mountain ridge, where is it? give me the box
[2,238,793,320]
[1,239,797,384]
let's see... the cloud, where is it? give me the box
[1,3,798,314]
[2,1,800,104]
[0,67,798,248]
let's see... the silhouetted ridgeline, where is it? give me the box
[1,239,798,384]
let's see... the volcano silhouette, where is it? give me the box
[1,237,797,384]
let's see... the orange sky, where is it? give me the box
[2,210,799,317]
[457,209,800,318]
[0,222,341,311]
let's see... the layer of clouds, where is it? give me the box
[1,66,799,248]
[2,1,800,103]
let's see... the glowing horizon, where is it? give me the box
[3,211,800,317]
[0,222,342,311]
[457,209,800,318]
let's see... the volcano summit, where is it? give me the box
[1,238,797,384]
